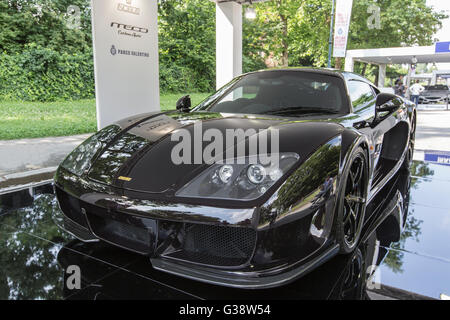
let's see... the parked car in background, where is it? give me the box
[419,84,450,105]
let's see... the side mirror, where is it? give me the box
[371,93,403,128]
[176,95,191,112]
[376,93,402,113]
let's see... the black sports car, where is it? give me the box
[54,68,416,289]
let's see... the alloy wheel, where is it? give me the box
[342,155,367,247]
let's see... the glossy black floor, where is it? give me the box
[0,160,449,300]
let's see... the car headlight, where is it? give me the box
[176,153,299,201]
[60,125,121,176]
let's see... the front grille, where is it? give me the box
[87,214,154,255]
[168,224,257,267]
[55,187,89,228]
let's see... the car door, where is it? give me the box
[346,80,404,188]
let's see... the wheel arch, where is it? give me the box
[335,129,372,215]
[334,137,371,254]
[340,129,372,176]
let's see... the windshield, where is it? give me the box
[425,85,449,91]
[195,71,349,116]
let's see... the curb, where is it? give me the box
[0,167,57,194]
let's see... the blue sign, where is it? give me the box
[435,41,450,53]
[424,151,450,166]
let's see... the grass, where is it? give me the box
[0,93,210,140]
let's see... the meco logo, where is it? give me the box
[110,22,148,34]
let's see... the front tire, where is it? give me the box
[335,147,369,254]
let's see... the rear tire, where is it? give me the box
[334,147,369,254]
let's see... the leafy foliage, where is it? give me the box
[0,0,447,101]
[0,0,92,54]
[245,0,447,68]
[158,0,216,92]
[349,0,447,50]
[0,44,95,102]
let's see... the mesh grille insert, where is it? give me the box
[168,223,257,267]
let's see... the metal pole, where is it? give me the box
[327,0,336,68]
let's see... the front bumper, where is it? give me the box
[151,245,339,289]
[54,167,337,289]
[419,95,449,104]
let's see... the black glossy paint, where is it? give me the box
[53,69,416,288]
[1,160,448,299]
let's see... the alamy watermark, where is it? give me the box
[170,123,280,168]
[66,265,81,290]
[367,0,381,30]
[66,5,81,30]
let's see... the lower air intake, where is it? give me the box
[168,223,257,267]
[88,214,152,255]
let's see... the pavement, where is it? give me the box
[414,110,450,152]
[0,133,91,189]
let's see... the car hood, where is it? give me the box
[87,111,344,194]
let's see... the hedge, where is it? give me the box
[0,44,215,102]
[0,44,95,102]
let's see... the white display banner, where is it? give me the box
[333,0,354,58]
[91,0,160,129]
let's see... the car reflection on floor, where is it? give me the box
[0,160,449,300]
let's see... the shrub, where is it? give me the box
[0,43,216,102]
[0,44,95,102]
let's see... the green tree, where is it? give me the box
[0,0,92,54]
[349,0,446,50]
[158,0,216,92]
[242,12,268,73]
[245,0,313,67]
[245,0,447,69]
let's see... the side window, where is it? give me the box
[347,80,376,112]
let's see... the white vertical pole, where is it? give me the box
[406,64,412,99]
[344,53,354,72]
[378,64,386,88]
[216,1,242,90]
[431,70,437,85]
